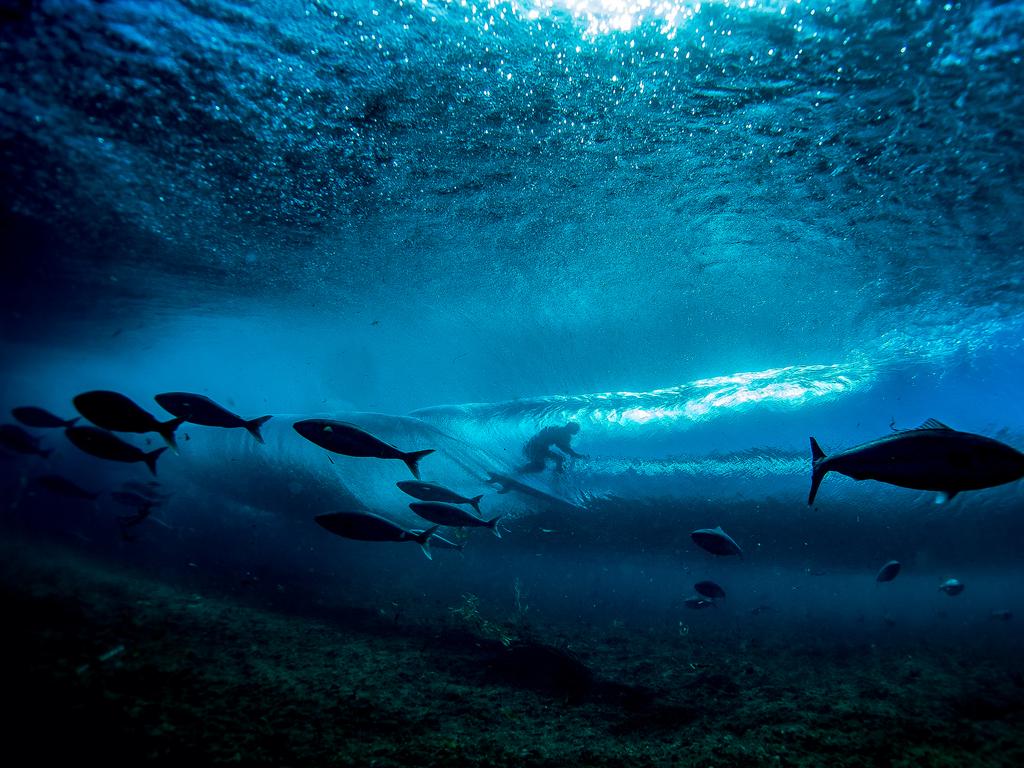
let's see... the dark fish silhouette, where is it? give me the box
[808,420,1024,505]
[293,419,433,478]
[938,578,965,596]
[65,426,167,476]
[694,580,726,600]
[0,424,51,458]
[12,406,78,428]
[397,480,483,515]
[991,610,1013,621]
[410,529,465,552]
[34,474,100,500]
[684,597,716,610]
[74,390,183,450]
[315,511,439,559]
[154,392,272,443]
[409,501,503,538]
[876,560,901,583]
[691,526,742,557]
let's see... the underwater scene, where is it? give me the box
[2,0,1024,765]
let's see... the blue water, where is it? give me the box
[2,0,1024,654]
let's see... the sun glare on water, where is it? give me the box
[424,0,800,37]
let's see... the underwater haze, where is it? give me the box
[2,1,1024,765]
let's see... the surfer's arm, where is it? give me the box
[553,435,586,458]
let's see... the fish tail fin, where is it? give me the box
[808,437,828,505]
[159,417,185,451]
[415,525,439,560]
[470,494,483,515]
[810,436,827,462]
[245,415,273,444]
[144,447,167,476]
[402,449,435,479]
[488,515,504,539]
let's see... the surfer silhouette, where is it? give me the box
[518,422,585,474]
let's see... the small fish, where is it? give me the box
[0,424,51,458]
[876,560,901,583]
[396,480,483,515]
[74,390,183,449]
[694,580,726,600]
[409,501,503,538]
[315,511,439,559]
[12,406,78,428]
[938,578,965,596]
[65,426,167,476]
[293,419,433,478]
[684,597,716,610]
[750,604,773,615]
[808,420,1024,505]
[34,474,100,501]
[805,568,828,577]
[991,610,1013,622]
[691,526,742,557]
[154,392,272,444]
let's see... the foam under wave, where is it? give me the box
[411,362,870,442]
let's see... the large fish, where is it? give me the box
[154,392,272,444]
[396,480,483,515]
[938,578,965,596]
[293,419,434,478]
[808,419,1024,505]
[694,580,726,600]
[876,560,901,583]
[315,511,439,559]
[408,501,503,538]
[0,424,51,458]
[691,526,742,557]
[65,426,167,476]
[12,406,78,428]
[74,390,183,450]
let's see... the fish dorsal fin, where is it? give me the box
[917,418,952,431]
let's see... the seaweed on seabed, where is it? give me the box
[447,593,515,647]
[447,583,594,703]
[447,578,534,647]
